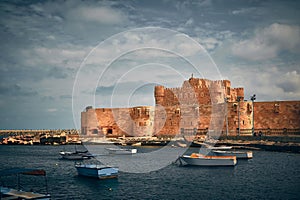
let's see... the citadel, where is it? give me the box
[81,76,300,139]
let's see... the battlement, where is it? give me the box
[154,78,243,105]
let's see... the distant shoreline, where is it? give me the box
[1,134,299,153]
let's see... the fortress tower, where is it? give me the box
[154,85,165,105]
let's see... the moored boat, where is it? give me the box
[179,153,237,166]
[212,150,253,159]
[131,142,142,146]
[203,144,233,150]
[105,147,137,155]
[75,164,118,179]
[0,168,51,200]
[59,150,94,160]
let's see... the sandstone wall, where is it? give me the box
[254,101,300,129]
[81,78,300,138]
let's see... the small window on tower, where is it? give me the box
[247,103,252,112]
[274,104,280,113]
[145,108,150,116]
[233,103,237,112]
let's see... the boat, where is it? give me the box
[105,147,137,155]
[179,153,237,166]
[171,142,187,148]
[177,141,187,148]
[59,150,94,160]
[59,145,94,160]
[75,163,118,179]
[212,150,253,159]
[0,168,51,200]
[203,144,233,150]
[131,142,142,146]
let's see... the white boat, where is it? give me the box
[212,150,253,159]
[203,144,233,150]
[179,153,237,166]
[0,168,51,200]
[75,164,118,179]
[59,150,93,160]
[105,147,137,155]
[131,142,142,146]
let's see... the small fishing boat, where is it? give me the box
[179,153,237,166]
[105,147,137,155]
[0,168,51,200]
[75,163,118,179]
[212,150,253,159]
[59,145,94,160]
[59,150,93,160]
[203,144,233,150]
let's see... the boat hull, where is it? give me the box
[60,151,93,160]
[212,150,253,159]
[75,164,118,179]
[106,148,137,155]
[180,154,237,166]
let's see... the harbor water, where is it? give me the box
[0,145,299,199]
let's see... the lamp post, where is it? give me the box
[224,98,229,136]
[250,94,256,136]
[237,96,242,136]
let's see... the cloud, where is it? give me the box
[41,96,55,101]
[47,108,57,112]
[232,7,258,15]
[23,46,87,68]
[185,18,194,26]
[199,37,222,51]
[68,6,127,24]
[0,84,37,97]
[60,95,72,99]
[96,85,115,95]
[96,81,151,96]
[95,81,156,107]
[232,23,300,61]
[277,71,300,93]
[227,66,300,101]
[47,67,67,79]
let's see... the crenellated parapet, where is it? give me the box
[154,77,244,106]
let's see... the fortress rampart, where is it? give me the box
[81,77,300,137]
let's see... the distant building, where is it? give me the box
[81,77,300,137]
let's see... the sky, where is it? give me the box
[0,0,300,129]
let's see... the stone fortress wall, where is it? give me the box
[81,77,300,137]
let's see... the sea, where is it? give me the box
[0,145,299,200]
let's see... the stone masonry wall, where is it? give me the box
[254,101,300,129]
[81,78,300,138]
